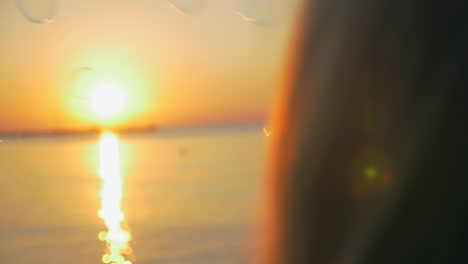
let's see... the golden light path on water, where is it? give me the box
[97,131,133,264]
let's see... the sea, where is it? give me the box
[0,124,267,264]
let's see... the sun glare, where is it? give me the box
[91,84,126,117]
[98,131,133,264]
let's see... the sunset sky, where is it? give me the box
[0,0,300,132]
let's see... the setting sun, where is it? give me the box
[63,53,155,129]
[91,84,126,117]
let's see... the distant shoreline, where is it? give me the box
[0,125,158,138]
[0,122,265,140]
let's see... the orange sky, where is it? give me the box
[0,0,300,132]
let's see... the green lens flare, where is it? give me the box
[364,166,378,180]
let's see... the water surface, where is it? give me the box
[0,126,266,264]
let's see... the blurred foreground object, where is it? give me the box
[262,0,468,263]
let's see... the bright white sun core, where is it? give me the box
[91,84,126,117]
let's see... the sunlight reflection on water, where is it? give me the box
[98,131,133,264]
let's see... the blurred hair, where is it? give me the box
[262,0,468,263]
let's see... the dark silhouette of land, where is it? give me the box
[0,124,158,139]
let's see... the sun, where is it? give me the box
[90,84,126,117]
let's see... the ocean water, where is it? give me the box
[0,125,266,264]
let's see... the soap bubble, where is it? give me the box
[16,0,57,24]
[236,0,286,27]
[168,0,208,16]
[66,67,96,100]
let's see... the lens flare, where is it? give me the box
[98,131,133,264]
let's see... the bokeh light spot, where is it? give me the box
[381,172,392,185]
[364,166,378,180]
